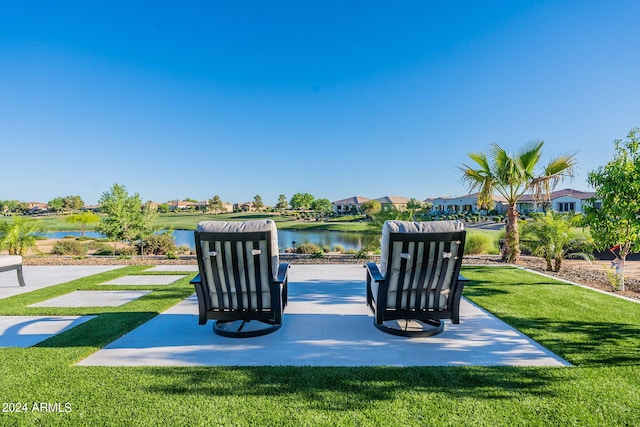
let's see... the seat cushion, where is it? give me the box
[0,255,22,269]
[379,220,464,276]
[196,220,280,277]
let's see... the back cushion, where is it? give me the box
[196,220,280,279]
[379,220,465,276]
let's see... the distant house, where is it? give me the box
[430,193,508,214]
[517,188,597,213]
[234,202,255,212]
[374,196,411,211]
[332,196,370,214]
[27,202,48,214]
[82,205,101,212]
[167,200,208,211]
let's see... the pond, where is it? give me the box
[44,229,374,252]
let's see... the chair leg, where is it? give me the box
[16,265,26,287]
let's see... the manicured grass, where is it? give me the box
[4,212,376,233]
[0,266,639,425]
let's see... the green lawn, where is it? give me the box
[1,212,375,233]
[0,266,639,425]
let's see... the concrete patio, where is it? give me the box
[1,264,570,367]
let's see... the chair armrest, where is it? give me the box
[190,274,201,285]
[275,263,289,283]
[365,262,384,283]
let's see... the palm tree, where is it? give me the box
[460,141,577,263]
[521,211,593,271]
[0,216,47,256]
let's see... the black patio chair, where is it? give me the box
[365,220,468,337]
[191,220,288,338]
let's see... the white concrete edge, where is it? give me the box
[461,296,573,367]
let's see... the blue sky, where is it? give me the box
[1,1,639,206]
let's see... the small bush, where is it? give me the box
[464,231,498,255]
[136,233,177,255]
[88,242,115,255]
[354,250,369,259]
[93,244,135,256]
[51,240,87,256]
[333,244,345,253]
[296,242,323,254]
[176,245,192,255]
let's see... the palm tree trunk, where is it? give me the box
[553,257,562,272]
[503,204,521,263]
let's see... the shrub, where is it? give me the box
[51,240,87,256]
[136,233,177,255]
[296,242,323,254]
[354,250,369,259]
[87,241,114,254]
[333,244,345,253]
[464,231,499,255]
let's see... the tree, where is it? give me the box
[96,183,156,255]
[63,195,84,211]
[65,211,100,237]
[584,128,640,291]
[461,141,577,263]
[371,206,412,232]
[311,198,333,216]
[276,194,288,211]
[406,198,423,211]
[48,197,65,213]
[521,211,593,272]
[360,200,381,217]
[290,193,314,210]
[253,195,265,212]
[0,216,47,255]
[208,195,224,214]
[132,202,161,258]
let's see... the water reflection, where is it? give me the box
[44,229,374,252]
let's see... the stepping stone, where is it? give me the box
[146,265,198,272]
[0,315,95,347]
[0,266,123,300]
[102,275,186,286]
[29,290,151,308]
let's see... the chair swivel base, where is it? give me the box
[374,318,445,337]
[213,319,282,338]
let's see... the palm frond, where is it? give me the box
[518,140,544,177]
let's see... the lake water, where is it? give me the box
[44,229,372,252]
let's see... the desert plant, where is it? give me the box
[51,240,87,256]
[521,211,593,272]
[461,141,577,262]
[0,216,47,255]
[136,232,177,256]
[65,211,100,236]
[464,231,498,255]
[296,242,323,254]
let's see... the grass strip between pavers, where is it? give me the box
[0,265,638,426]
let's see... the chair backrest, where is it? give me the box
[379,220,466,310]
[195,220,280,311]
